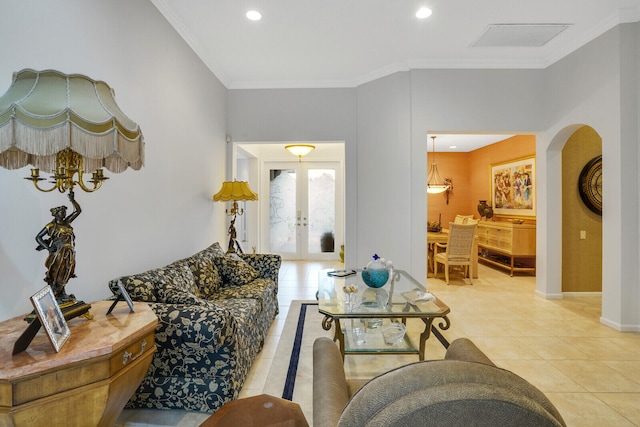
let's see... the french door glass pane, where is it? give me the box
[308,169,335,254]
[269,169,297,253]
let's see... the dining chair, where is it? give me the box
[434,222,477,285]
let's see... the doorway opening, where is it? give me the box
[233,142,345,261]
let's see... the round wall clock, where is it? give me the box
[578,155,602,215]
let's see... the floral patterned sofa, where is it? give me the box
[114,242,281,413]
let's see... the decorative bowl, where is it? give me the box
[361,269,389,288]
[382,323,406,345]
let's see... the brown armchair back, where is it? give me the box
[313,337,565,427]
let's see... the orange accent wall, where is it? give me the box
[427,135,536,227]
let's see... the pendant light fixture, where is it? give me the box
[427,136,450,194]
[285,144,315,161]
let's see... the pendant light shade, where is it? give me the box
[427,136,450,194]
[285,144,315,161]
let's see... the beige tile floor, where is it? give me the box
[117,260,640,427]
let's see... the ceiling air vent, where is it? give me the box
[472,24,572,47]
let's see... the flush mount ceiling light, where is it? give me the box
[427,136,450,194]
[285,144,315,161]
[416,7,432,19]
[246,10,262,21]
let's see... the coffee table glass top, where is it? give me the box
[318,269,449,318]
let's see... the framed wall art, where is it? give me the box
[30,285,70,352]
[491,156,536,217]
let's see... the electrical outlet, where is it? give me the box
[580,230,586,240]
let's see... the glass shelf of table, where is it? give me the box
[342,318,418,355]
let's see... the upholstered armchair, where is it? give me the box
[313,336,566,427]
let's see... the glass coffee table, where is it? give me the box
[317,269,450,360]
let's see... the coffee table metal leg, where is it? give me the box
[322,315,345,360]
[419,316,451,360]
[419,318,434,360]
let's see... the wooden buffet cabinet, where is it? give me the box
[476,221,536,276]
[0,300,157,427]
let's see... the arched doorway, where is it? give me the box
[561,126,602,293]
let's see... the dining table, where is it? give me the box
[427,229,479,279]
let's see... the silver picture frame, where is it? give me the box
[30,285,70,352]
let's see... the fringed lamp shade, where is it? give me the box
[0,69,144,174]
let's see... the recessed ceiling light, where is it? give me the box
[416,7,432,19]
[449,146,457,149]
[246,10,262,21]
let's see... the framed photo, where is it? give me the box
[107,279,135,314]
[491,156,536,217]
[30,285,70,352]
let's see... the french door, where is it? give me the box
[262,161,343,260]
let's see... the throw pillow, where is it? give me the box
[164,260,199,295]
[185,249,224,299]
[209,242,227,257]
[118,270,160,302]
[214,256,259,287]
[119,262,197,303]
[153,263,214,307]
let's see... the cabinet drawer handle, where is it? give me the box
[123,339,147,366]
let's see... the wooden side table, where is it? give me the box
[0,300,157,427]
[200,394,309,427]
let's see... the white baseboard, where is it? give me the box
[562,292,602,297]
[534,289,564,299]
[600,317,640,332]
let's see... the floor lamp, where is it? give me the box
[213,180,258,253]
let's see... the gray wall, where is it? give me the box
[355,73,412,270]
[541,24,638,329]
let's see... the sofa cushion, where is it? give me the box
[214,277,276,301]
[214,256,259,287]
